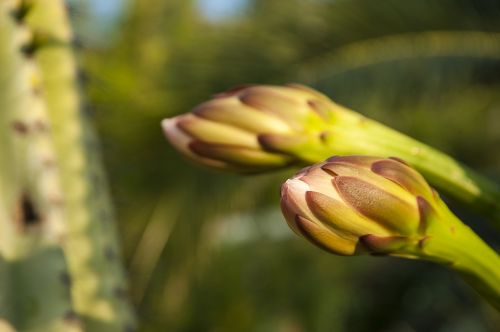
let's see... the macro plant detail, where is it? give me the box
[281,156,500,309]
[163,84,500,224]
[162,84,335,172]
[0,0,135,330]
[163,85,500,312]
[280,155,438,256]
[2,0,500,330]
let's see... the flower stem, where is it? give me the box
[420,208,500,310]
[316,110,500,225]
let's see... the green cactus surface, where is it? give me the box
[1,0,136,330]
[22,0,136,330]
[0,1,81,330]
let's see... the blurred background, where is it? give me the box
[70,0,500,331]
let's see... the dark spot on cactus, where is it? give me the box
[9,2,32,22]
[60,272,72,286]
[16,194,42,227]
[20,42,37,58]
[12,121,29,134]
[23,32,67,55]
[32,86,43,96]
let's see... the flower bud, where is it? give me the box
[280,155,440,256]
[161,84,339,172]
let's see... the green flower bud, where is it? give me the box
[281,156,500,310]
[162,84,500,230]
[280,155,442,256]
[161,84,339,172]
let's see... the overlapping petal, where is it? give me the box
[280,155,437,256]
[162,84,337,172]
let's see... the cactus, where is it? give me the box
[1,0,135,330]
[0,0,79,330]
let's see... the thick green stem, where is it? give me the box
[314,111,500,308]
[0,1,78,330]
[318,108,500,224]
[419,208,500,310]
[24,1,136,330]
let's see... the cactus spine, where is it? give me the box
[1,0,136,330]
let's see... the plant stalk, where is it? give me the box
[24,0,136,330]
[420,208,500,310]
[317,109,500,224]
